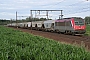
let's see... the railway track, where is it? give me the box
[9,27,90,50]
[79,36,90,41]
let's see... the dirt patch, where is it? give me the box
[9,27,90,50]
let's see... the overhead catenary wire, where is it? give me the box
[39,0,65,7]
[64,4,90,13]
[64,4,90,16]
[60,1,90,17]
[39,0,87,13]
[35,0,90,18]
[64,8,90,16]
[39,0,84,9]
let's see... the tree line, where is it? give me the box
[0,16,90,25]
[84,16,90,24]
[0,18,48,25]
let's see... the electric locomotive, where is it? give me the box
[55,17,86,35]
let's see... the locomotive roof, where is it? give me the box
[63,17,82,19]
[57,17,82,20]
[56,17,83,22]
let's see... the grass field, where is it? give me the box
[85,25,90,36]
[0,26,90,60]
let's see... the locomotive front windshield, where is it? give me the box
[74,18,84,25]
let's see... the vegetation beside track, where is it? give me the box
[0,26,90,60]
[85,25,90,36]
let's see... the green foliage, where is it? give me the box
[0,26,90,60]
[0,19,10,25]
[85,25,90,36]
[85,16,90,24]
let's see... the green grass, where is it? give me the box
[0,26,90,60]
[85,25,90,36]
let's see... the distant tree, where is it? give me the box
[40,18,46,21]
[85,16,90,24]
[26,17,32,22]
[0,19,11,25]
[26,17,47,21]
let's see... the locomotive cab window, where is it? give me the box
[74,18,84,25]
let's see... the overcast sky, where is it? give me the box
[0,0,90,20]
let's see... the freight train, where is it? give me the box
[7,17,86,35]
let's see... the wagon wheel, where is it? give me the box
[72,32,75,36]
